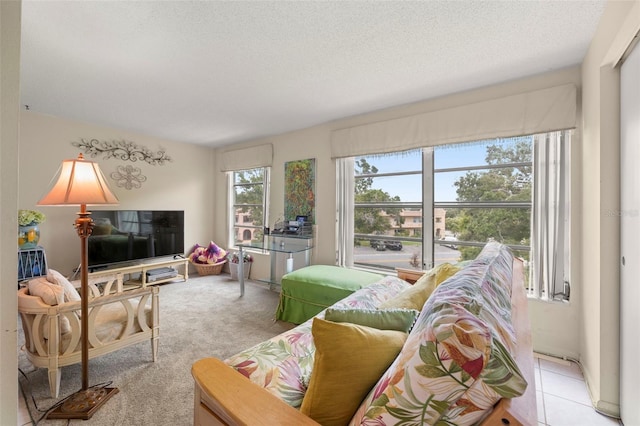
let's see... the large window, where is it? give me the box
[341,131,570,301]
[352,151,423,270]
[229,167,269,247]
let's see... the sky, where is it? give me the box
[360,144,488,202]
[359,136,533,202]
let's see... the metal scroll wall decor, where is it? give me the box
[110,165,147,190]
[72,138,172,165]
[72,138,172,190]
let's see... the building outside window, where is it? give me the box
[229,167,269,247]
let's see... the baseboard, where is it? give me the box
[533,351,621,420]
[533,351,572,366]
[581,367,621,419]
[593,399,620,419]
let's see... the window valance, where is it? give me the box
[330,84,577,159]
[220,144,273,171]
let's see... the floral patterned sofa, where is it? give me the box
[192,242,536,425]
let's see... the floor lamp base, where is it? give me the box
[47,387,119,420]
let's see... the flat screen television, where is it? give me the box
[88,210,185,269]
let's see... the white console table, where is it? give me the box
[84,257,189,289]
[237,236,313,296]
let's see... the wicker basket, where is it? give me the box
[191,259,226,276]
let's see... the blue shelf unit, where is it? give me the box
[18,246,47,283]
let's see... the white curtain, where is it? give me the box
[335,158,354,267]
[531,131,571,300]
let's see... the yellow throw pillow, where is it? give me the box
[379,262,460,311]
[300,318,407,426]
[415,262,460,288]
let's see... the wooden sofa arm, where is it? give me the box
[192,358,319,426]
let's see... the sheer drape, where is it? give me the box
[531,131,571,300]
[335,158,354,267]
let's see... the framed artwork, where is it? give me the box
[284,158,315,224]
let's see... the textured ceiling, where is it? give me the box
[20,1,606,148]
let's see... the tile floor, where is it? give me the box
[17,385,30,426]
[17,353,624,425]
[535,353,622,426]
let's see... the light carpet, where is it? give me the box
[18,274,295,426]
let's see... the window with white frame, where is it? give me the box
[229,167,269,247]
[338,131,571,301]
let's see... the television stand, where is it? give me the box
[84,258,189,290]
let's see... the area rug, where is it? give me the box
[18,274,295,425]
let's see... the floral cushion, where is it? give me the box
[225,276,410,408]
[349,242,527,426]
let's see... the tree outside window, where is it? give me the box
[232,168,267,245]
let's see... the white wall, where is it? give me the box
[619,35,640,425]
[213,66,584,357]
[0,1,21,423]
[19,112,216,276]
[579,0,639,416]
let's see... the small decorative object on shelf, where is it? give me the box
[188,241,227,276]
[18,209,45,249]
[227,251,253,281]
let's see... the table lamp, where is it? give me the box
[38,153,120,419]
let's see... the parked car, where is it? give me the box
[384,241,403,251]
[440,236,458,249]
[370,240,387,251]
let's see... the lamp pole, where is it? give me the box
[75,203,92,391]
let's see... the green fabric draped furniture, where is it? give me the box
[275,265,383,324]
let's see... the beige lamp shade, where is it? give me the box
[38,154,119,206]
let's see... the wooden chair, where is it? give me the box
[18,274,159,398]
